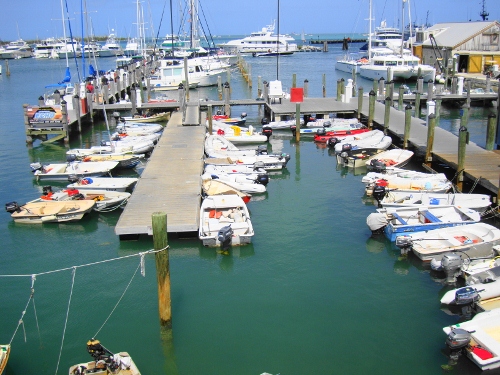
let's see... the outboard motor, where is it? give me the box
[240,112,247,119]
[367,159,387,173]
[253,161,265,171]
[257,145,268,155]
[316,128,326,136]
[87,338,113,361]
[216,110,222,116]
[290,125,296,137]
[256,174,269,186]
[395,235,413,256]
[366,212,389,236]
[218,225,233,250]
[42,186,53,195]
[261,126,273,141]
[441,253,464,284]
[67,175,79,183]
[322,120,331,128]
[30,162,43,173]
[100,140,108,146]
[341,143,352,153]
[372,185,387,208]
[66,154,77,163]
[261,118,269,125]
[327,137,339,148]
[279,153,291,167]
[445,328,472,363]
[5,201,21,213]
[453,286,480,320]
[339,151,350,165]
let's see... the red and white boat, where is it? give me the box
[313,127,371,143]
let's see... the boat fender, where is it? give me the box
[41,215,58,222]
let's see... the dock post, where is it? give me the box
[486,113,497,150]
[451,77,457,95]
[207,105,213,134]
[61,100,69,146]
[54,90,61,105]
[404,104,412,149]
[378,77,385,98]
[224,82,231,117]
[116,76,121,101]
[340,78,345,99]
[417,76,424,94]
[425,114,436,166]
[72,95,82,133]
[368,90,376,129]
[183,57,190,102]
[322,74,326,98]
[336,80,341,101]
[23,104,33,145]
[466,80,471,107]
[130,84,137,115]
[152,212,172,328]
[102,84,109,104]
[86,91,94,123]
[486,75,491,93]
[263,81,269,103]
[323,41,328,52]
[398,85,404,110]
[427,80,434,101]
[426,100,435,126]
[352,68,357,97]
[383,97,391,134]
[357,87,363,121]
[226,68,231,94]
[5,60,10,76]
[457,125,469,192]
[435,96,442,126]
[292,73,296,88]
[146,77,151,103]
[178,84,185,117]
[295,103,301,142]
[389,81,394,106]
[304,79,309,98]
[257,76,262,98]
[372,79,377,94]
[217,76,223,100]
[415,92,421,118]
[460,103,469,127]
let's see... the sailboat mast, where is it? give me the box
[368,0,372,62]
[276,0,280,79]
[60,0,69,66]
[400,0,405,57]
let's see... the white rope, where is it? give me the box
[140,252,146,276]
[9,275,35,345]
[93,262,141,338]
[54,267,76,375]
[0,246,168,278]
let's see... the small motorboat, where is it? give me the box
[394,222,500,262]
[333,129,392,154]
[0,344,10,375]
[202,179,251,203]
[199,194,254,248]
[367,205,481,241]
[338,148,413,170]
[212,124,269,144]
[30,160,119,181]
[299,120,365,135]
[32,186,131,212]
[213,112,247,126]
[69,339,141,375]
[201,172,267,194]
[67,177,138,192]
[443,309,500,371]
[372,188,492,213]
[75,153,143,169]
[263,118,303,130]
[313,127,371,143]
[115,121,163,136]
[5,200,95,223]
[121,111,170,123]
[305,117,360,128]
[204,163,268,177]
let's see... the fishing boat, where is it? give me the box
[30,161,118,181]
[32,186,131,212]
[199,194,254,247]
[0,344,10,375]
[332,129,392,154]
[366,205,481,241]
[67,177,138,192]
[69,339,141,374]
[337,148,413,170]
[394,223,500,262]
[443,309,500,371]
[5,200,95,224]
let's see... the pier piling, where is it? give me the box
[368,90,376,128]
[384,97,391,134]
[404,104,412,149]
[486,113,497,150]
[425,114,436,166]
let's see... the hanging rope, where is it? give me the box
[31,274,42,347]
[9,275,36,345]
[0,247,168,278]
[93,262,141,338]
[54,267,76,375]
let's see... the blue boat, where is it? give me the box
[366,205,482,241]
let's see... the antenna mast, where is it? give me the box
[479,0,489,21]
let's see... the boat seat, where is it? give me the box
[420,210,441,223]
[390,212,408,225]
[268,80,285,104]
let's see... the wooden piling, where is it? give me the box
[415,92,421,118]
[292,73,296,88]
[427,81,434,101]
[357,87,363,120]
[130,84,137,115]
[5,60,10,76]
[257,76,262,98]
[336,80,341,101]
[340,78,345,98]
[23,104,33,144]
[457,125,468,192]
[466,80,471,108]
[435,97,442,126]
[404,104,412,149]
[398,85,404,110]
[372,79,377,94]
[322,74,326,98]
[207,105,213,134]
[378,77,385,97]
[486,113,496,150]
[86,92,94,123]
[152,212,172,328]
[384,97,391,134]
[368,90,376,129]
[61,100,69,145]
[73,95,82,133]
[217,76,223,100]
[183,58,190,102]
[304,79,309,98]
[417,76,423,94]
[351,68,357,97]
[295,103,301,142]
[425,114,436,166]
[224,82,230,116]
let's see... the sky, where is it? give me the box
[0,0,499,42]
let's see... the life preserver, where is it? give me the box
[81,179,89,185]
[83,156,92,162]
[217,129,225,135]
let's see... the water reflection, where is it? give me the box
[365,235,388,254]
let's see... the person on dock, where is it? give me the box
[86,81,94,94]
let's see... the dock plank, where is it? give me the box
[115,112,206,236]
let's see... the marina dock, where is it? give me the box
[114,112,205,239]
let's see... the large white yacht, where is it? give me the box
[0,39,33,59]
[33,38,65,59]
[220,20,297,55]
[98,30,124,57]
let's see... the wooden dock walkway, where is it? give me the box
[114,112,205,238]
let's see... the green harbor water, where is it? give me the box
[0,40,497,374]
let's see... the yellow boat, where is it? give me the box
[0,344,10,375]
